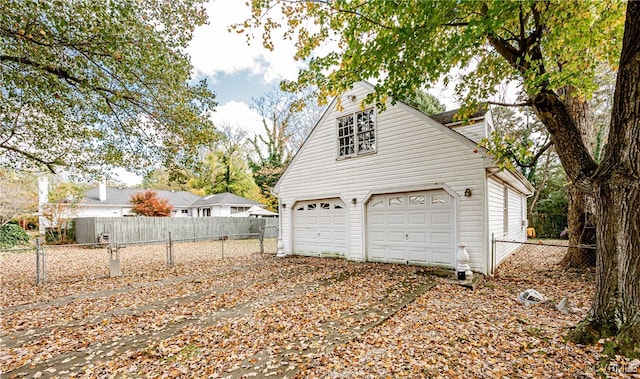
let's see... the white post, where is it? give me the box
[456,243,473,280]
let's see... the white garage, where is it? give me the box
[293,198,347,256]
[274,82,534,273]
[367,190,456,267]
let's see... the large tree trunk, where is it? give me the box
[569,1,640,354]
[531,2,640,354]
[565,185,596,266]
[564,87,597,267]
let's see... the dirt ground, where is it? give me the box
[1,240,637,378]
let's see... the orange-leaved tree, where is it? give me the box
[129,190,173,217]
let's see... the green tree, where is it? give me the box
[190,125,261,200]
[483,106,552,181]
[246,1,640,354]
[141,168,192,192]
[398,90,446,116]
[1,0,217,176]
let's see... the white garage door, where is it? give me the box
[367,190,456,267]
[293,198,347,256]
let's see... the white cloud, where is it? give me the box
[211,101,264,139]
[187,0,302,84]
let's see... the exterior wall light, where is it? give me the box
[464,188,472,197]
[282,203,286,209]
[351,198,357,204]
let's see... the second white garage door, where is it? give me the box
[367,190,456,267]
[293,198,347,256]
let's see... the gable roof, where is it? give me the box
[81,187,263,208]
[190,192,263,207]
[274,81,532,196]
[274,81,487,192]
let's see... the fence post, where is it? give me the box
[166,232,174,267]
[259,226,265,254]
[35,237,45,285]
[490,233,495,276]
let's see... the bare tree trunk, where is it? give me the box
[567,1,640,353]
[564,87,597,267]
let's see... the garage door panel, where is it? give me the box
[432,212,452,225]
[367,190,455,267]
[333,231,346,241]
[318,215,332,225]
[408,232,427,243]
[408,212,427,224]
[433,251,452,265]
[369,214,385,225]
[369,247,386,260]
[408,250,428,263]
[389,248,405,260]
[388,231,405,242]
[432,232,452,245]
[388,213,405,224]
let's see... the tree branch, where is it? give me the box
[1,55,141,105]
[513,140,553,168]
[487,100,533,107]
[0,143,62,173]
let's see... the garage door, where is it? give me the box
[367,190,456,266]
[293,198,347,256]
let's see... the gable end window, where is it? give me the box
[337,108,376,157]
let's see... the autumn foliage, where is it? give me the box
[129,190,173,217]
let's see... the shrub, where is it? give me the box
[0,224,31,249]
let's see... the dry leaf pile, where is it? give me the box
[2,241,635,378]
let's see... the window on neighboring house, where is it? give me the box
[231,206,250,214]
[337,108,376,157]
[181,209,189,214]
[202,208,211,217]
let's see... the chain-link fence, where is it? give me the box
[492,235,597,276]
[0,230,278,290]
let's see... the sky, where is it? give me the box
[116,0,461,185]
[187,0,305,135]
[117,1,303,185]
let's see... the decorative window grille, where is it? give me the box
[338,108,376,157]
[389,196,403,206]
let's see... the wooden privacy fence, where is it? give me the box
[74,217,279,245]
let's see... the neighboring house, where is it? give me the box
[190,192,265,217]
[78,184,202,217]
[37,179,270,220]
[273,81,533,275]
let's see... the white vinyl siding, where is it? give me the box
[449,121,487,144]
[277,83,488,272]
[488,177,527,267]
